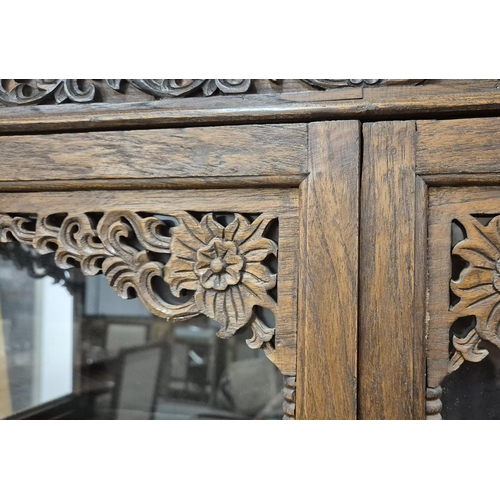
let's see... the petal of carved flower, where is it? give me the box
[225,267,241,286]
[240,238,277,262]
[194,282,274,338]
[452,283,498,315]
[200,214,224,240]
[225,253,244,271]
[233,214,275,246]
[169,212,214,261]
[201,270,227,291]
[163,255,198,297]
[223,214,244,241]
[451,267,496,294]
[243,262,276,289]
[454,217,500,264]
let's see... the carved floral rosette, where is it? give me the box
[447,215,500,374]
[0,210,278,352]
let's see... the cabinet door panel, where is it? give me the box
[0,121,361,420]
[361,117,500,419]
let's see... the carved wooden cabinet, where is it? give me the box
[0,79,499,419]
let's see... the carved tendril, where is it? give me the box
[448,215,500,374]
[0,210,278,347]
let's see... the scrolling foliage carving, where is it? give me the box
[448,215,500,374]
[0,78,426,105]
[0,79,252,105]
[0,211,278,351]
[301,79,426,89]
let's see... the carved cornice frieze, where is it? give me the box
[0,210,278,352]
[0,79,426,105]
[301,79,425,89]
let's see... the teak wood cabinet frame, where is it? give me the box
[1,80,499,420]
[0,120,360,420]
[360,117,500,419]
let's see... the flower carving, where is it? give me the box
[164,213,277,340]
[449,215,500,372]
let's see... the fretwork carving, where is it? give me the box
[301,79,425,89]
[448,215,500,373]
[0,211,278,352]
[0,79,427,105]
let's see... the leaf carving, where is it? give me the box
[0,210,278,350]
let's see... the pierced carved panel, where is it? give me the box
[0,79,427,105]
[428,194,500,419]
[447,215,500,374]
[0,210,278,354]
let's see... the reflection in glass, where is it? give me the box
[0,242,283,420]
[442,339,500,419]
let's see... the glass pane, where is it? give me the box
[442,340,500,419]
[0,242,284,420]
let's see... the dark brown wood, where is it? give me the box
[417,117,500,176]
[0,188,299,377]
[0,83,498,134]
[0,124,307,183]
[427,187,500,408]
[297,120,360,420]
[359,121,425,420]
[0,175,307,192]
[0,79,477,107]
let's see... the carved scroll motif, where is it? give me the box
[301,79,426,89]
[107,79,252,97]
[0,211,278,353]
[0,79,427,105]
[0,80,96,105]
[0,79,253,104]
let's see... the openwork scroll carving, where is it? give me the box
[0,78,427,105]
[0,79,253,104]
[301,79,425,89]
[0,211,277,351]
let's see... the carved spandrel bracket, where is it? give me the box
[0,210,278,355]
[447,215,500,375]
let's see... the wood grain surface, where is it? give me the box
[427,186,500,389]
[296,120,360,420]
[359,121,425,419]
[0,124,307,183]
[0,84,498,134]
[417,117,500,176]
[0,188,299,377]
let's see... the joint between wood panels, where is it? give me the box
[420,173,500,186]
[0,174,309,193]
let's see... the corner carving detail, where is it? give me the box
[448,215,500,374]
[0,211,277,351]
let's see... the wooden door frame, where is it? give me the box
[359,121,426,419]
[0,119,362,420]
[360,117,500,419]
[297,121,360,420]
